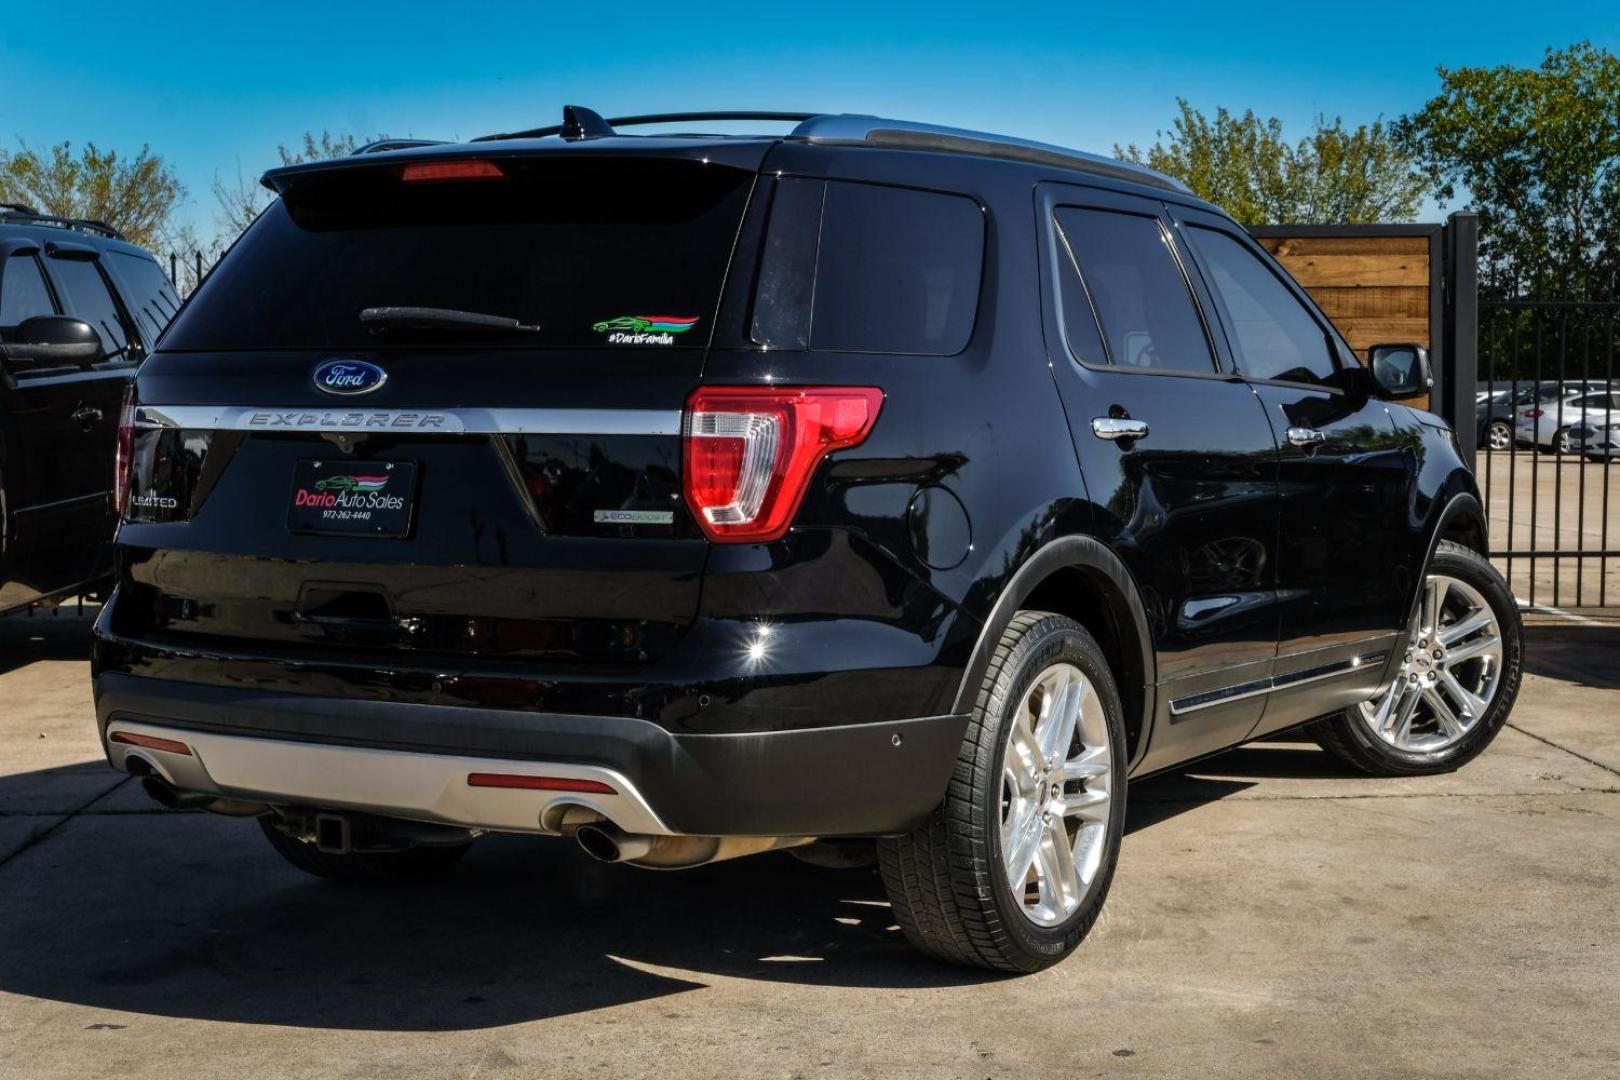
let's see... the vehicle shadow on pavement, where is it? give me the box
[0,608,97,677]
[0,759,1266,1028]
[1522,623,1620,690]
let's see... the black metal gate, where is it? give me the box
[1477,298,1619,610]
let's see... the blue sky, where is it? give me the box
[3,0,1615,239]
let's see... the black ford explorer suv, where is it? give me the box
[92,108,1524,972]
[2,205,179,614]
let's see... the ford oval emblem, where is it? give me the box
[313,360,387,396]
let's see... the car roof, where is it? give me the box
[0,206,158,260]
[262,106,1194,202]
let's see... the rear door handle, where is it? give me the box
[1092,417,1149,441]
[1286,426,1326,447]
[72,406,104,428]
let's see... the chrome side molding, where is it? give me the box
[1169,650,1389,717]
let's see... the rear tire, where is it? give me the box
[1312,541,1523,777]
[878,612,1127,973]
[1485,420,1511,452]
[258,817,472,884]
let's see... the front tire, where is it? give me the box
[878,612,1127,973]
[1312,541,1523,776]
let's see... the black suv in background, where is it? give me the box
[92,109,1523,973]
[1,205,179,614]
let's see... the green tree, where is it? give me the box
[212,129,388,239]
[0,140,185,248]
[1399,42,1620,298]
[1116,101,1425,226]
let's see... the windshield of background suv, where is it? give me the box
[161,157,754,351]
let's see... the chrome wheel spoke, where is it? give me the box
[1445,633,1501,666]
[1034,667,1081,763]
[1034,819,1082,921]
[1423,685,1464,739]
[1439,670,1487,722]
[1002,803,1044,887]
[1440,612,1493,648]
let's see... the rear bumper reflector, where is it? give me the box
[467,773,616,794]
[109,730,194,756]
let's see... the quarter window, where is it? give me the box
[0,254,56,329]
[47,256,131,358]
[751,179,985,356]
[109,252,182,343]
[1053,208,1213,373]
[1185,227,1336,386]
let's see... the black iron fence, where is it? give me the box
[1477,298,1619,609]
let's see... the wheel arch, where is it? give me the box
[952,536,1156,768]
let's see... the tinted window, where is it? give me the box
[163,157,753,351]
[47,256,131,358]
[808,182,982,355]
[1184,227,1334,385]
[0,254,56,328]
[110,252,182,343]
[1053,208,1213,373]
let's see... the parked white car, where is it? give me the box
[1515,387,1620,454]
[1568,419,1620,460]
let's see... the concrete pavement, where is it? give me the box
[1,610,1616,1079]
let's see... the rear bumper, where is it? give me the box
[96,672,967,838]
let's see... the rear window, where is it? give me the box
[161,157,754,351]
[751,179,984,355]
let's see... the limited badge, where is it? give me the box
[592,315,699,345]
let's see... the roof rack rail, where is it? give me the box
[350,138,451,155]
[471,105,1187,193]
[474,107,818,143]
[787,115,1190,194]
[0,206,127,240]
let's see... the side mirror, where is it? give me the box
[1368,343,1431,399]
[1,315,104,369]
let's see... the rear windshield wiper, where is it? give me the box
[360,306,542,335]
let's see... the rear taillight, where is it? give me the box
[114,384,136,518]
[683,387,883,543]
[1524,408,1544,419]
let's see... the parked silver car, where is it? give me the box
[1514,386,1620,454]
[1568,419,1620,460]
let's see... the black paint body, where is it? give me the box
[0,221,171,613]
[91,133,1483,836]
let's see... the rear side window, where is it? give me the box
[47,256,131,358]
[1053,208,1213,374]
[1184,226,1336,386]
[751,179,984,355]
[109,252,182,344]
[162,157,754,351]
[1,254,56,328]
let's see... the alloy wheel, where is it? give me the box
[1487,422,1511,451]
[1358,574,1504,753]
[1000,662,1112,927]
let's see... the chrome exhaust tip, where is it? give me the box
[575,822,654,863]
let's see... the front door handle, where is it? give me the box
[1286,426,1326,447]
[1092,417,1149,441]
